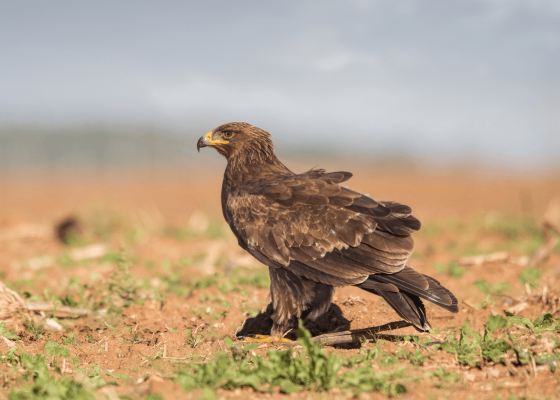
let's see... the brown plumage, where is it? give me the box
[197,122,458,336]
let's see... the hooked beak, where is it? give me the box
[197,132,211,152]
[197,131,229,153]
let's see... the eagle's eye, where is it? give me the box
[222,131,233,139]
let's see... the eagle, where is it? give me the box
[197,122,458,339]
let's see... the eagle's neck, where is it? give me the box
[224,153,292,186]
[220,152,292,247]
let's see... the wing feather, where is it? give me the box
[227,169,420,278]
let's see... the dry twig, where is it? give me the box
[456,251,510,266]
[281,320,412,347]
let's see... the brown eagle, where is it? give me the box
[197,122,458,338]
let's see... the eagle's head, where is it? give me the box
[197,122,275,163]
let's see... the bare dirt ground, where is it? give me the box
[1,164,560,400]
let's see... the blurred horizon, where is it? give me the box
[1,1,559,172]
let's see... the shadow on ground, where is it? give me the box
[236,302,351,340]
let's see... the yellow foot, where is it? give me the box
[243,334,292,343]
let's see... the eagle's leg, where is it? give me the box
[243,268,334,343]
[269,267,334,338]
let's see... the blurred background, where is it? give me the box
[1,0,559,172]
[1,0,560,235]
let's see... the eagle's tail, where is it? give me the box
[356,265,458,331]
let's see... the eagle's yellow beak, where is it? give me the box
[197,131,229,152]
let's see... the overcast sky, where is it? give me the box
[1,1,559,168]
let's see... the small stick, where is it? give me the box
[462,300,476,309]
[425,332,442,342]
[282,328,293,339]
[282,320,413,347]
[456,251,509,266]
[528,236,559,268]
[0,336,16,348]
[490,292,516,301]
[504,357,520,378]
[25,303,89,317]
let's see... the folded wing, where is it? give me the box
[228,168,420,286]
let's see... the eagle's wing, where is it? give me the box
[227,169,421,286]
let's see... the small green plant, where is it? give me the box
[144,394,164,400]
[437,313,560,370]
[396,347,430,366]
[63,332,79,345]
[140,350,163,366]
[105,252,143,308]
[23,317,45,341]
[185,329,202,348]
[6,348,99,399]
[518,268,541,287]
[434,262,466,278]
[424,367,461,387]
[44,342,70,358]
[60,293,79,307]
[223,337,258,362]
[476,294,496,309]
[74,363,104,378]
[230,269,270,289]
[44,341,71,370]
[437,319,510,366]
[473,280,510,295]
[0,322,19,340]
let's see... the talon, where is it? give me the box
[243,334,292,343]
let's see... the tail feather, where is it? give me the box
[360,286,431,330]
[371,266,458,313]
[356,265,458,331]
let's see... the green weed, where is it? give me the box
[518,268,541,288]
[44,341,71,370]
[424,367,461,388]
[185,329,203,348]
[3,347,99,399]
[23,317,45,341]
[105,252,143,309]
[62,332,79,346]
[438,319,510,366]
[476,295,496,309]
[483,214,543,254]
[438,313,560,370]
[0,322,19,340]
[473,280,510,295]
[229,269,270,289]
[174,322,407,396]
[396,347,430,366]
[434,262,466,278]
